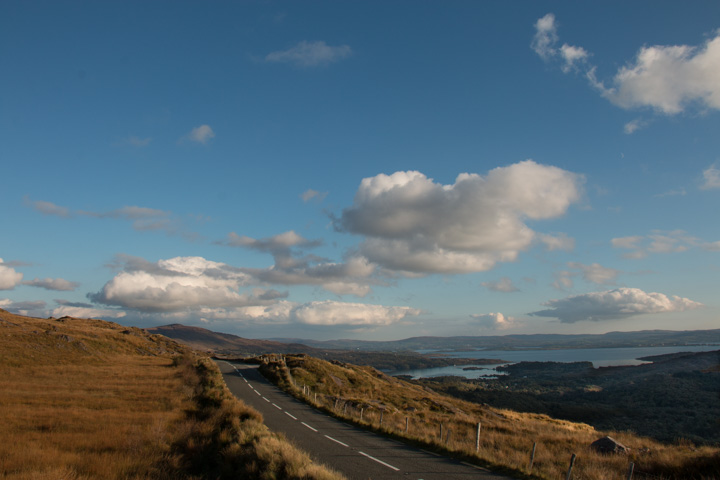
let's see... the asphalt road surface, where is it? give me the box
[217,361,513,480]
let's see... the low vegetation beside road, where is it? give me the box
[258,353,720,480]
[0,310,343,480]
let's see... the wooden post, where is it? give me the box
[440,424,443,441]
[334,398,338,410]
[405,417,409,433]
[446,429,451,445]
[380,410,384,426]
[529,442,537,471]
[360,408,364,421]
[566,453,576,480]
[476,423,481,452]
[343,403,347,415]
[314,392,317,403]
[626,462,634,480]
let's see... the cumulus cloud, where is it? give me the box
[567,262,621,285]
[0,259,23,290]
[481,277,519,293]
[471,312,518,330]
[265,41,352,67]
[534,14,720,115]
[291,300,420,326]
[611,231,700,259]
[218,231,376,297]
[23,277,80,291]
[188,125,215,144]
[530,287,702,323]
[334,161,583,274]
[701,164,720,190]
[90,255,259,312]
[538,233,575,252]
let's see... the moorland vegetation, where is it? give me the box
[0,310,343,480]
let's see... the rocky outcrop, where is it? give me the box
[590,436,629,454]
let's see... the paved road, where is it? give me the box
[217,361,512,480]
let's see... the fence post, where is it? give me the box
[566,453,576,480]
[440,424,443,441]
[405,417,409,433]
[360,408,364,421]
[476,423,481,452]
[529,442,537,472]
[334,398,338,410]
[446,429,451,445]
[343,403,347,415]
[626,462,634,480]
[380,410,384,426]
[314,392,317,403]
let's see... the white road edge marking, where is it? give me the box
[301,422,318,432]
[263,397,270,402]
[272,403,282,410]
[255,390,261,396]
[324,435,349,447]
[358,451,400,471]
[285,412,297,420]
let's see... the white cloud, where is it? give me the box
[218,231,376,297]
[701,164,720,190]
[301,189,328,203]
[611,231,701,259]
[52,305,126,319]
[534,15,720,115]
[560,44,589,73]
[188,124,215,144]
[623,118,649,134]
[552,270,576,290]
[471,312,517,330]
[481,277,519,293]
[600,34,720,114]
[531,13,559,60]
[531,287,702,323]
[23,277,80,291]
[90,256,257,312]
[538,233,575,251]
[25,197,71,218]
[703,240,720,251]
[291,300,420,326]
[1,299,46,317]
[0,259,23,290]
[265,41,352,67]
[335,161,583,274]
[567,262,621,285]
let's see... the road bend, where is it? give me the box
[217,361,513,480]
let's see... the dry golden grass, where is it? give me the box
[260,354,720,480]
[0,310,344,480]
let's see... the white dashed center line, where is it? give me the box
[272,403,282,410]
[285,412,297,420]
[301,422,318,432]
[358,452,400,471]
[324,435,349,447]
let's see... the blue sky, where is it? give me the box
[1,1,719,340]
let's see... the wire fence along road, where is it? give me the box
[217,361,513,480]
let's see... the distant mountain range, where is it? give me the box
[146,324,720,372]
[269,329,720,351]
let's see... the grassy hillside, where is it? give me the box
[259,353,720,480]
[0,310,343,480]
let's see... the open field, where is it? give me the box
[259,353,720,480]
[0,310,343,480]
